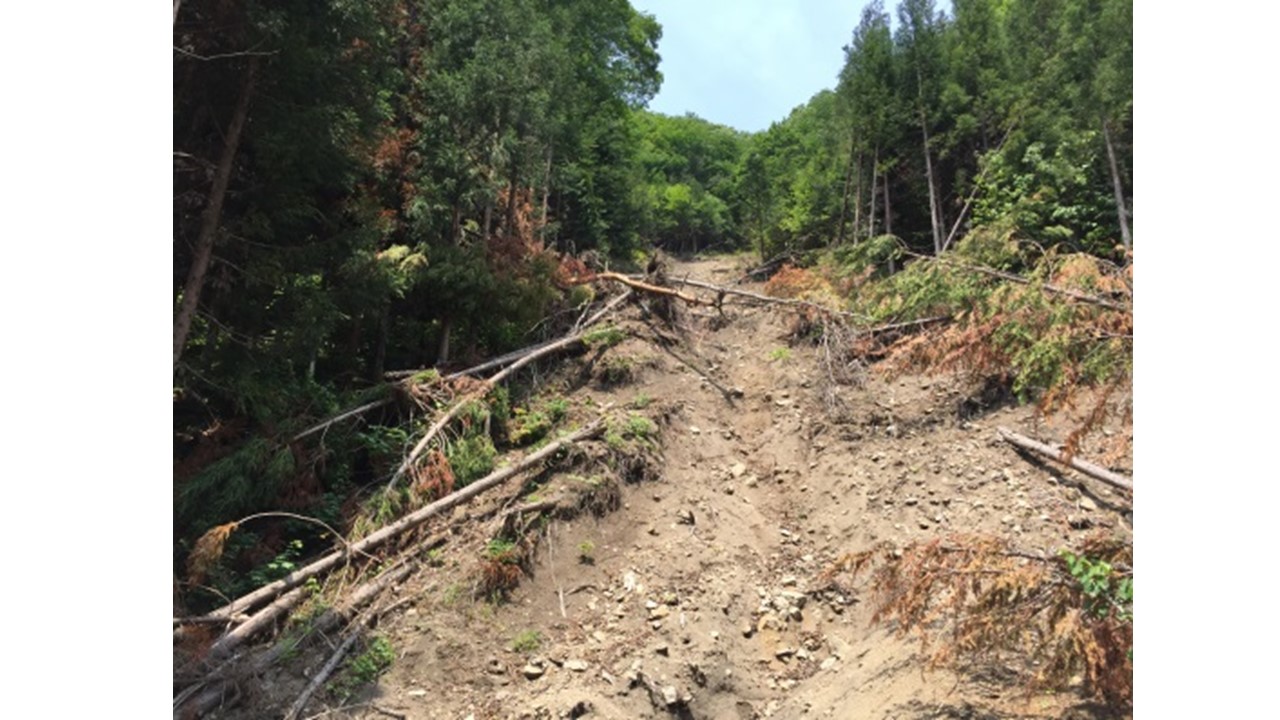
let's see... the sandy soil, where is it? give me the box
[207,254,1132,720]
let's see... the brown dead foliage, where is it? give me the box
[871,253,1132,463]
[821,533,1132,708]
[187,522,239,587]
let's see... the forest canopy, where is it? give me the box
[174,0,1130,610]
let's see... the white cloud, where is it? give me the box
[633,0,868,131]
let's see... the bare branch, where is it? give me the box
[174,46,279,62]
[997,427,1133,492]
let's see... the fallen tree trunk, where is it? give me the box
[664,275,870,322]
[385,324,617,491]
[568,271,710,306]
[200,420,605,626]
[997,427,1133,492]
[907,252,1130,312]
[177,537,441,717]
[282,627,363,720]
[305,292,630,439]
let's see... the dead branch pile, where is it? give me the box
[820,533,1133,708]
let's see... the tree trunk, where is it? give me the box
[882,170,892,235]
[438,318,452,365]
[505,157,520,236]
[867,145,880,238]
[173,57,258,371]
[835,135,858,246]
[1101,117,1132,253]
[371,308,388,381]
[449,205,461,245]
[884,170,895,274]
[919,107,943,254]
[541,147,553,229]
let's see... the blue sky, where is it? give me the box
[631,0,872,133]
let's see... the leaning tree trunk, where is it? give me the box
[173,57,258,371]
[1101,117,1132,253]
[919,106,943,255]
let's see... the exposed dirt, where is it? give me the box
[210,255,1132,720]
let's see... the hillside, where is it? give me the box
[174,254,1131,719]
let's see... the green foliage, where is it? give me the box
[1061,550,1133,622]
[357,425,410,463]
[607,412,657,449]
[634,111,747,252]
[630,392,652,409]
[442,583,464,606]
[175,438,293,537]
[248,539,305,588]
[507,396,569,446]
[511,629,543,653]
[329,634,395,701]
[768,347,792,363]
[582,325,627,349]
[484,539,519,563]
[598,356,636,386]
[577,540,596,564]
[445,434,496,486]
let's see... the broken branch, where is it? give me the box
[997,427,1133,492]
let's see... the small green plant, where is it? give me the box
[577,540,596,564]
[442,582,463,605]
[583,325,626,349]
[445,434,496,485]
[625,413,656,439]
[507,396,571,446]
[329,635,395,700]
[630,392,652,409]
[485,538,519,562]
[768,346,792,362]
[409,368,440,385]
[511,629,543,653]
[568,283,596,308]
[599,356,636,385]
[604,413,657,450]
[425,547,445,568]
[1061,550,1133,622]
[249,539,305,587]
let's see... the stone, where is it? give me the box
[565,659,589,672]
[522,663,546,680]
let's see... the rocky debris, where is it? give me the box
[522,660,547,680]
[626,668,691,712]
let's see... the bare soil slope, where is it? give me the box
[219,255,1131,720]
